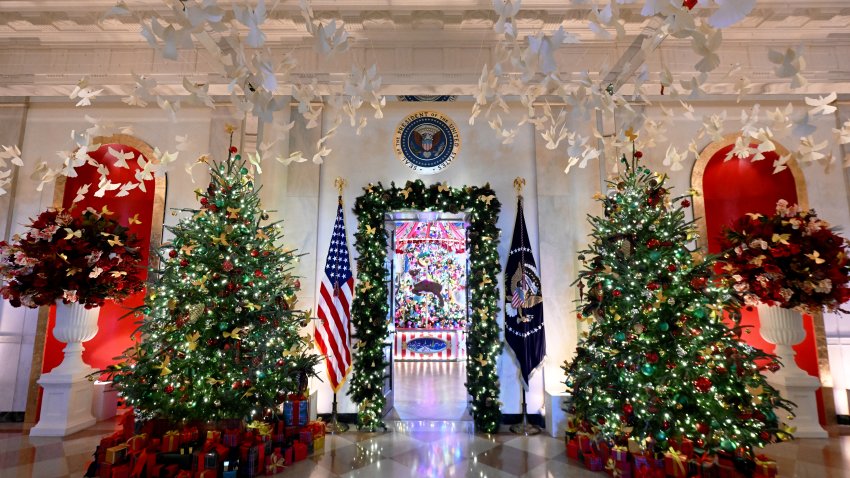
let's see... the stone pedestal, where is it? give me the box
[758,304,828,438]
[29,302,99,437]
[544,390,571,438]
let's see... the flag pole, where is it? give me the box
[509,177,541,436]
[325,177,350,435]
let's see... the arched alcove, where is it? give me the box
[25,134,166,425]
[692,133,830,426]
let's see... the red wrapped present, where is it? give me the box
[577,433,593,454]
[282,446,294,466]
[754,454,777,478]
[265,449,286,475]
[293,442,308,462]
[307,421,325,439]
[129,449,146,478]
[159,464,179,478]
[633,453,650,471]
[206,430,221,443]
[223,428,240,447]
[98,462,114,478]
[120,412,135,441]
[162,431,180,453]
[671,438,694,458]
[146,438,161,454]
[126,434,147,454]
[585,451,604,472]
[664,448,688,478]
[688,452,717,478]
[633,466,665,478]
[284,426,300,439]
[181,426,198,444]
[110,463,131,478]
[567,439,580,461]
[101,432,125,451]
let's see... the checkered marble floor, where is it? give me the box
[1,418,849,477]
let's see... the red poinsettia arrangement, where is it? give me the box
[0,207,145,308]
[719,200,850,314]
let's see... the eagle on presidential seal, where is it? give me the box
[410,124,447,159]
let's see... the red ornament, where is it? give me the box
[254,269,264,278]
[276,359,285,367]
[200,197,209,206]
[250,249,259,257]
[647,239,661,249]
[635,151,643,159]
[683,0,697,10]
[681,199,691,208]
[232,381,241,390]
[667,264,677,272]
[229,146,238,154]
[223,260,234,272]
[662,420,670,430]
[696,422,710,434]
[690,276,707,289]
[612,290,622,297]
[180,259,189,267]
[645,352,659,364]
[696,438,705,448]
[694,377,713,393]
[759,431,770,441]
[623,403,633,414]
[597,416,606,425]
[164,385,174,394]
[243,379,252,388]
[647,282,660,291]
[258,315,268,324]
[294,279,301,289]
[169,249,178,258]
[716,365,727,374]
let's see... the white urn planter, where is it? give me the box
[29,301,99,437]
[757,304,828,438]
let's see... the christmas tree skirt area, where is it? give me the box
[0,413,847,476]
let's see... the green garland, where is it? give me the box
[350,179,503,432]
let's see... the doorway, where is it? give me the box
[386,211,471,420]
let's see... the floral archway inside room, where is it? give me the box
[349,180,503,432]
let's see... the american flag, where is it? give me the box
[315,201,353,392]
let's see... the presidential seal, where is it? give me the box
[394,110,461,174]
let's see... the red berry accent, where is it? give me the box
[635,151,643,158]
[229,146,238,154]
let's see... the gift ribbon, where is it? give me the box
[696,452,715,466]
[268,454,285,472]
[754,454,776,475]
[667,447,686,475]
[605,458,623,477]
[247,420,273,437]
[126,433,147,451]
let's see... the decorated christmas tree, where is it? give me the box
[564,152,793,455]
[106,142,319,422]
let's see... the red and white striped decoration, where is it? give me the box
[394,330,467,361]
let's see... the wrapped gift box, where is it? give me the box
[223,429,240,448]
[313,436,325,454]
[585,452,604,472]
[106,445,129,465]
[754,455,777,478]
[577,434,593,454]
[109,463,131,478]
[664,449,688,478]
[567,439,580,461]
[293,442,308,462]
[265,449,286,476]
[671,438,694,458]
[605,457,631,477]
[206,430,221,443]
[688,454,718,478]
[162,431,180,453]
[283,399,309,427]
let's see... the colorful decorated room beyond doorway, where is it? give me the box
[2,2,850,478]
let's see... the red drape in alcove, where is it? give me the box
[41,143,155,377]
[702,142,825,425]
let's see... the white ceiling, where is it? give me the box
[0,1,849,97]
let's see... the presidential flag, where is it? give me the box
[504,196,545,388]
[315,200,353,392]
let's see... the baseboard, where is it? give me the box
[501,414,545,428]
[837,415,850,425]
[0,412,25,423]
[318,413,358,424]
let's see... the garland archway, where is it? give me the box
[350,179,503,432]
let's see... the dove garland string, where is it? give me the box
[351,180,503,433]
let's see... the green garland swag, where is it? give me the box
[350,179,504,433]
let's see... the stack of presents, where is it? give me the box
[565,422,777,478]
[87,395,326,478]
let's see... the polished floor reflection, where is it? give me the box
[390,361,470,421]
[2,418,850,477]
